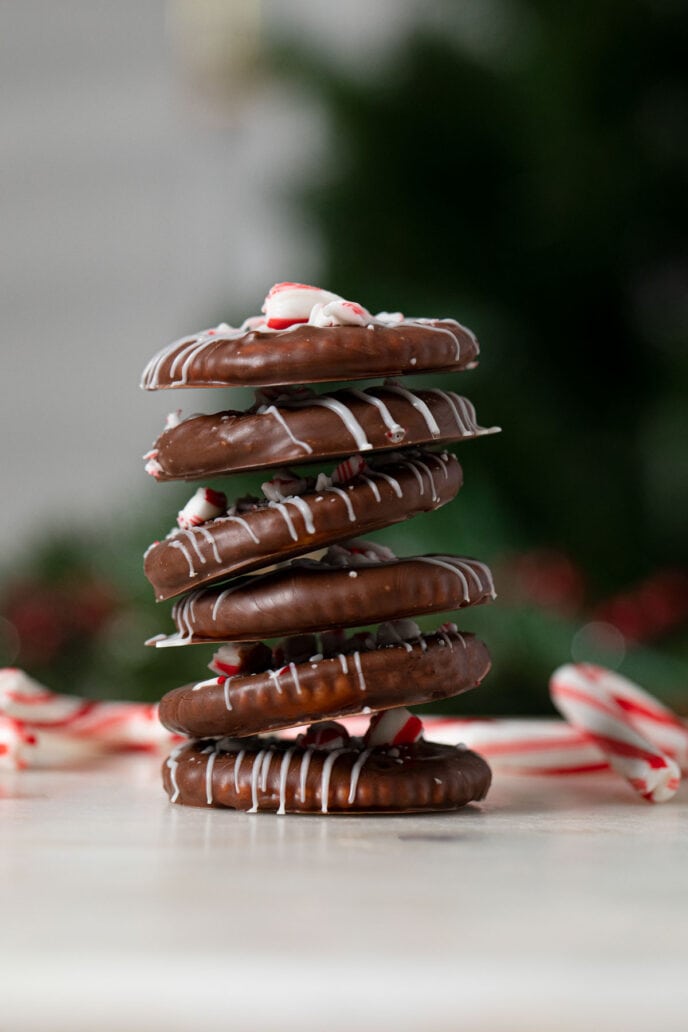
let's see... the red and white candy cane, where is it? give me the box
[550,664,682,803]
[299,721,350,751]
[177,487,227,529]
[0,713,36,771]
[365,709,424,747]
[261,469,307,501]
[332,455,368,484]
[0,669,176,770]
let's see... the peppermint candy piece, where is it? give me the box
[177,487,227,529]
[365,708,424,747]
[165,409,183,429]
[324,539,397,567]
[309,299,370,327]
[143,449,162,478]
[262,282,340,330]
[299,721,350,751]
[208,642,271,678]
[261,282,372,330]
[332,455,368,484]
[261,469,308,502]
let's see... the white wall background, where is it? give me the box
[0,0,484,554]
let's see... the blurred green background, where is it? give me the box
[1,0,686,714]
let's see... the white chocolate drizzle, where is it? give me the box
[370,469,403,498]
[382,384,441,436]
[166,743,187,803]
[348,747,373,804]
[287,496,316,534]
[412,458,439,501]
[233,750,245,793]
[326,486,356,522]
[298,396,372,452]
[263,405,313,455]
[269,501,298,541]
[205,749,217,804]
[353,651,367,693]
[260,751,274,791]
[198,526,222,563]
[288,662,303,694]
[361,475,381,502]
[168,540,196,577]
[248,750,267,812]
[224,515,261,545]
[349,388,405,443]
[320,748,347,814]
[267,669,283,695]
[277,747,296,815]
[299,749,314,802]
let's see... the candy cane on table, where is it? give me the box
[0,713,37,771]
[550,664,682,803]
[0,668,177,769]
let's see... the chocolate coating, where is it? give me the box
[159,630,490,738]
[155,554,496,645]
[141,320,479,391]
[163,738,492,813]
[146,385,498,481]
[145,452,462,601]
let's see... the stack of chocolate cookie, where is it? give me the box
[142,282,499,814]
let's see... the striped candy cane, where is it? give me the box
[550,664,681,803]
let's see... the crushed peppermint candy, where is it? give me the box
[365,709,424,747]
[298,721,350,751]
[177,487,227,529]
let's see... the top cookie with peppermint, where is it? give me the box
[141,282,480,391]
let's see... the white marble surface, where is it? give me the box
[2,756,687,1031]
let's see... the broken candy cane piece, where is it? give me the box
[332,455,368,484]
[299,721,350,751]
[261,469,308,502]
[309,299,370,327]
[177,487,227,529]
[143,450,162,478]
[262,282,340,330]
[208,643,272,678]
[365,708,424,747]
[261,282,371,330]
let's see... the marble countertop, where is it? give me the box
[2,755,687,1031]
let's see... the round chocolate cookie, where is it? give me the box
[151,553,496,645]
[141,319,479,392]
[144,384,499,481]
[159,629,490,738]
[163,737,492,814]
[145,451,461,601]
